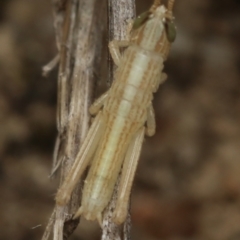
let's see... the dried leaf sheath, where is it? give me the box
[42,0,104,239]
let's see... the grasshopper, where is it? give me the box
[56,0,176,225]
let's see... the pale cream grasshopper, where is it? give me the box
[56,0,176,225]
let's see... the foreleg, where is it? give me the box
[108,40,130,66]
[112,127,145,224]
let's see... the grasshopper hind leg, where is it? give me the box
[113,127,145,224]
[56,112,105,206]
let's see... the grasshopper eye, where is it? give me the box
[132,11,150,30]
[164,19,176,43]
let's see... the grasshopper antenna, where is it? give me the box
[151,0,161,12]
[168,0,175,13]
[153,0,161,5]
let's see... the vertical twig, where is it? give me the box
[42,0,104,239]
[43,0,135,239]
[107,0,136,86]
[101,0,136,239]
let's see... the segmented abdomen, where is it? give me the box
[80,44,164,219]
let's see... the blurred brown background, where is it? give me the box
[1,0,240,239]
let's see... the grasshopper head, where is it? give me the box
[131,0,176,60]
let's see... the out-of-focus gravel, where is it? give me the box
[0,0,240,239]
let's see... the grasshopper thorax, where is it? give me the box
[131,2,176,60]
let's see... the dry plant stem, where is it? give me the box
[101,177,121,240]
[101,176,132,240]
[123,203,131,240]
[42,0,104,239]
[42,54,60,77]
[107,0,136,86]
[57,0,78,135]
[101,0,135,239]
[52,0,77,177]
[42,209,56,240]
[55,0,102,238]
